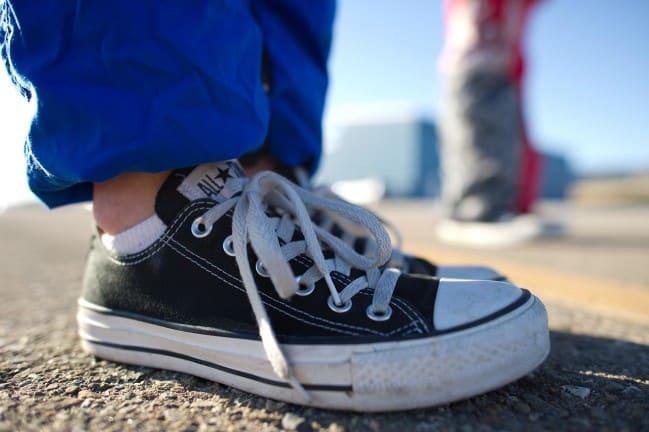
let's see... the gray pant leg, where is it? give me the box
[439,71,521,221]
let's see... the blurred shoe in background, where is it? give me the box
[436,213,563,248]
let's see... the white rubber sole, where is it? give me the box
[77,296,550,412]
[436,216,558,248]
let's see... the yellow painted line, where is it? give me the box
[405,242,649,326]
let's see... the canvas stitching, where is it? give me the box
[169,239,394,336]
[167,242,363,337]
[105,201,423,335]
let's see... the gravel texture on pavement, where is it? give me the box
[1,205,648,431]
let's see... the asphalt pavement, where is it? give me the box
[1,203,647,431]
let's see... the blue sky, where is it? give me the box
[325,0,649,175]
[1,0,647,206]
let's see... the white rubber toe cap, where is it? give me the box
[436,265,504,281]
[433,279,523,331]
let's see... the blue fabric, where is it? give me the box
[251,0,335,172]
[3,0,334,207]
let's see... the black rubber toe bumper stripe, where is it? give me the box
[86,340,352,392]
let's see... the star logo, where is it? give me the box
[215,166,233,184]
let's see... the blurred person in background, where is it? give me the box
[436,0,546,247]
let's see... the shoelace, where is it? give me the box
[192,171,402,400]
[292,168,410,272]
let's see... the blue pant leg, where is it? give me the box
[3,0,269,207]
[250,0,336,173]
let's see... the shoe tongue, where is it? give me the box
[155,160,247,224]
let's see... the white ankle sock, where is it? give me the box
[100,214,167,255]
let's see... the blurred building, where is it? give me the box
[318,110,440,200]
[317,108,573,202]
[540,152,575,199]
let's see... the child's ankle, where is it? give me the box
[93,171,170,234]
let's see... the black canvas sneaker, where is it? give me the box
[78,160,549,412]
[284,168,508,281]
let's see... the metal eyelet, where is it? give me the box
[256,260,270,278]
[366,305,392,322]
[222,235,236,256]
[327,296,352,313]
[294,275,315,297]
[191,217,212,238]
